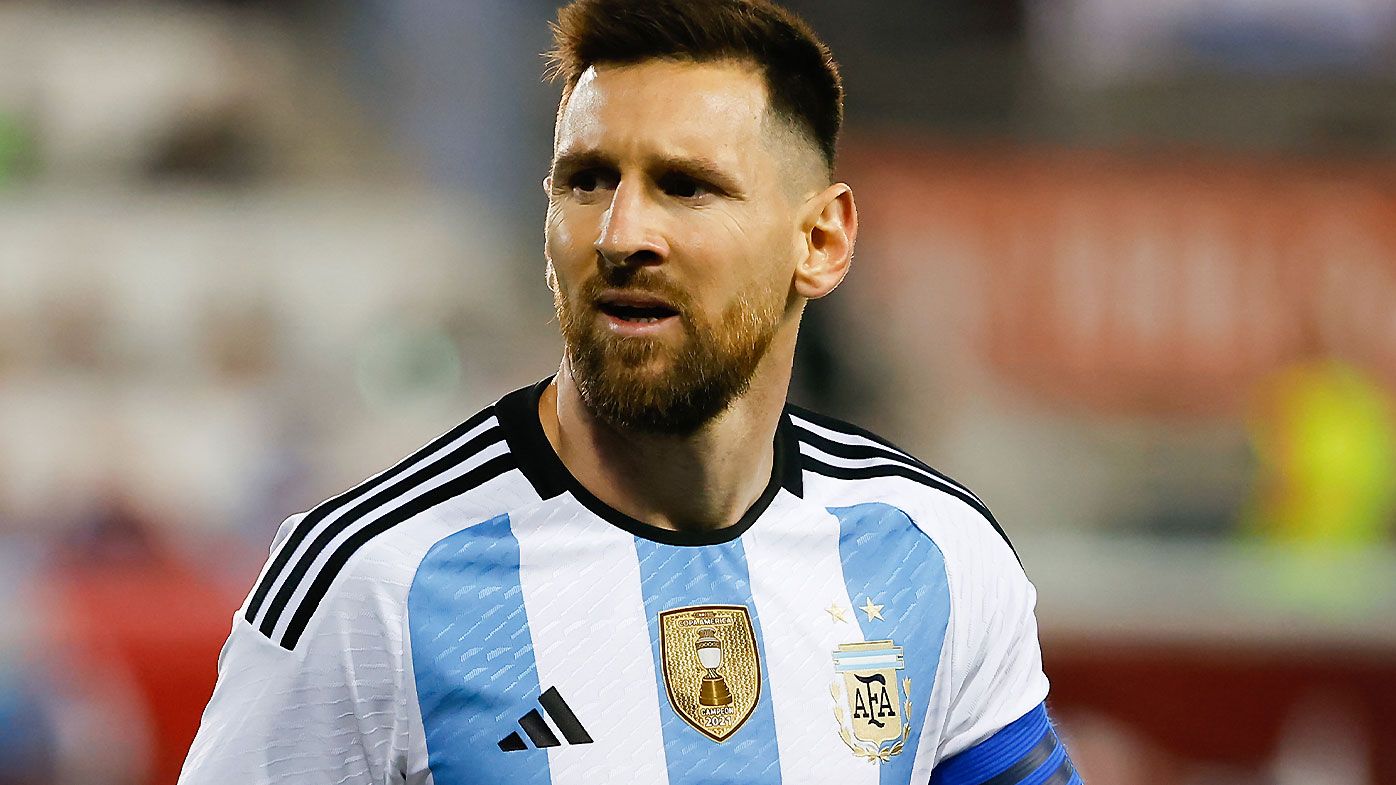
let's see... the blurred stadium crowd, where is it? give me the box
[0,1,1393,784]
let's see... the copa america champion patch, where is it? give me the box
[657,604,762,742]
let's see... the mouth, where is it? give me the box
[594,291,682,334]
[596,292,679,321]
[597,302,679,323]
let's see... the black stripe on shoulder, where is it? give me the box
[799,454,1017,560]
[787,404,985,507]
[258,421,508,640]
[790,422,989,509]
[278,453,518,650]
[244,405,499,628]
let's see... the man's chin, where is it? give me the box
[571,356,711,434]
[590,334,682,370]
[590,357,681,395]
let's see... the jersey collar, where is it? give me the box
[493,377,804,546]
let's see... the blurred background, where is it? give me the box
[0,1,1393,783]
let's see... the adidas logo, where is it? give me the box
[497,687,594,752]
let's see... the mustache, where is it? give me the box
[578,271,693,312]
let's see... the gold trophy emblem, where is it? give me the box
[695,628,733,707]
[658,604,760,742]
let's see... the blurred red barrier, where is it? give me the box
[1045,638,1396,782]
[43,558,246,785]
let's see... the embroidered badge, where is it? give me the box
[658,605,762,742]
[831,640,912,762]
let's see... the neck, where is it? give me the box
[538,354,793,533]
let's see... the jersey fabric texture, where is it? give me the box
[179,378,1073,785]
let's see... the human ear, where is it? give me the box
[793,183,857,299]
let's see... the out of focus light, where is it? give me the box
[1245,359,1396,547]
[0,113,30,185]
[1238,359,1396,614]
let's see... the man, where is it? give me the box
[179,1,1079,784]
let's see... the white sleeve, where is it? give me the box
[178,516,408,785]
[936,525,1051,762]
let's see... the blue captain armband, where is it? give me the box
[929,703,1082,785]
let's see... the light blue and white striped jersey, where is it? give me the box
[180,379,1078,785]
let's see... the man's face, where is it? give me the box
[545,59,812,435]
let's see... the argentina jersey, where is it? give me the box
[180,379,1078,785]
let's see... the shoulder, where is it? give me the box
[784,405,1046,744]
[785,403,1017,565]
[240,397,538,651]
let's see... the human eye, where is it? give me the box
[658,172,712,201]
[567,168,618,197]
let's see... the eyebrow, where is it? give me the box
[550,150,747,198]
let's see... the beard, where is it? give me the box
[552,263,788,436]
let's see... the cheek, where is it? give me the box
[543,207,572,262]
[546,204,602,267]
[713,217,794,297]
[544,213,581,299]
[681,211,762,299]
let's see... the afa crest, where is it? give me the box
[658,605,762,742]
[830,640,912,763]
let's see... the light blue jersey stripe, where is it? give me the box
[831,503,951,785]
[634,537,783,785]
[408,514,551,785]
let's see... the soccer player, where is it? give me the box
[179,1,1079,784]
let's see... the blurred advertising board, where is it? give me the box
[845,143,1396,418]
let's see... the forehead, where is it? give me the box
[554,59,773,164]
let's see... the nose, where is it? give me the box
[595,180,667,269]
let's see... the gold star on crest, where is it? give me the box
[825,603,848,623]
[859,597,885,621]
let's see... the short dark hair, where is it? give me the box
[546,0,844,173]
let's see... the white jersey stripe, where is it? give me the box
[743,492,878,785]
[512,497,670,785]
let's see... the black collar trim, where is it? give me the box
[493,377,804,546]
